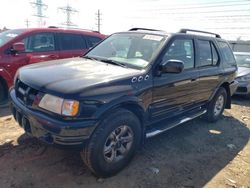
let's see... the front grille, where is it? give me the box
[15,79,38,106]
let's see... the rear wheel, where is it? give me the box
[204,87,227,122]
[81,108,141,177]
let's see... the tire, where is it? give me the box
[0,81,8,106]
[81,108,141,177]
[204,87,227,122]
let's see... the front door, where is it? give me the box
[151,37,198,122]
[22,32,59,64]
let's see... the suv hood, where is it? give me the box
[237,66,250,77]
[19,57,142,96]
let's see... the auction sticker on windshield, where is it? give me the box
[143,35,163,41]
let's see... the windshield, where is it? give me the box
[85,33,166,69]
[0,29,26,47]
[234,54,250,68]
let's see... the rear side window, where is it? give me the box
[59,33,87,50]
[86,36,102,48]
[218,41,236,64]
[23,33,55,52]
[197,40,219,67]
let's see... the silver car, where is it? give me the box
[234,52,250,98]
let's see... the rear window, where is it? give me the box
[86,36,102,48]
[59,33,87,50]
[218,41,236,64]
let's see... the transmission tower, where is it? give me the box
[96,9,102,32]
[30,0,48,27]
[58,4,78,28]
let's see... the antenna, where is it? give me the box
[30,0,48,27]
[58,4,78,28]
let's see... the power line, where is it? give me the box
[138,2,250,12]
[30,0,48,27]
[58,4,78,28]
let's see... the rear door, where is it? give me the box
[58,33,88,59]
[151,36,199,121]
[194,39,221,103]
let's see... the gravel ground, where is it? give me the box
[0,96,249,188]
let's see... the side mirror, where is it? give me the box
[12,42,25,54]
[160,59,184,74]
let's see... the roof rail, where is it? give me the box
[47,26,99,33]
[179,29,221,38]
[129,28,165,32]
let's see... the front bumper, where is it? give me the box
[234,81,250,96]
[229,80,239,96]
[10,89,97,147]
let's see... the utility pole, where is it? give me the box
[96,9,101,32]
[30,0,48,27]
[58,4,78,28]
[25,19,30,28]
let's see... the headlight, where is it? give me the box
[38,94,79,116]
[238,74,250,81]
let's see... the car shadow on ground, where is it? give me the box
[0,114,249,188]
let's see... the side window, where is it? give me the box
[23,33,55,52]
[60,33,86,50]
[211,43,219,65]
[86,36,102,48]
[218,41,236,64]
[197,40,212,66]
[163,39,194,69]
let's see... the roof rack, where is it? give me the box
[179,29,221,38]
[47,26,99,33]
[129,28,165,32]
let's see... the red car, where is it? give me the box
[0,27,106,105]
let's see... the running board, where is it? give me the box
[146,109,207,138]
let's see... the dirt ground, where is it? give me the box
[0,97,249,188]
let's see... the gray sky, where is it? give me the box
[1,0,250,40]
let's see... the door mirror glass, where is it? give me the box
[160,59,184,74]
[12,42,25,53]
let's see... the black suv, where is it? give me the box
[10,28,238,177]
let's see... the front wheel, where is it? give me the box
[204,87,227,122]
[81,108,141,177]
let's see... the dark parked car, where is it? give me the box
[234,52,250,98]
[0,27,106,105]
[10,28,238,177]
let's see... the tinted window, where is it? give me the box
[211,43,219,65]
[218,41,236,64]
[197,40,212,66]
[23,33,55,52]
[86,36,102,48]
[60,33,86,50]
[163,39,194,69]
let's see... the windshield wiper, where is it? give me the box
[82,56,99,61]
[99,59,127,68]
